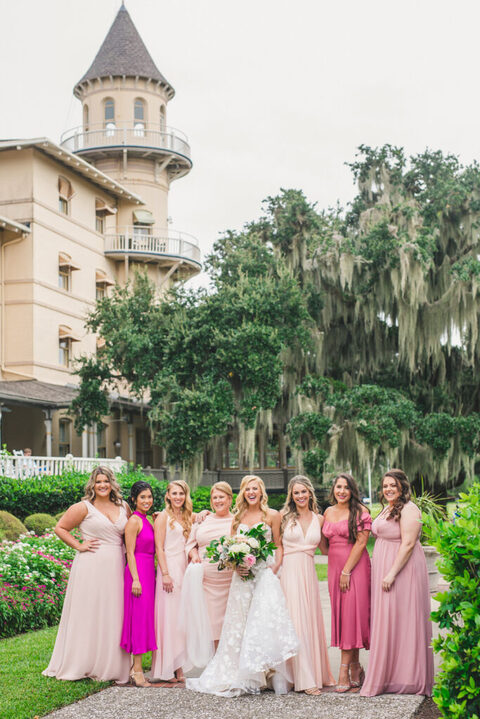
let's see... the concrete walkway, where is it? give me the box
[44,575,441,719]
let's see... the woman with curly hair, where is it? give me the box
[43,466,131,683]
[187,475,298,697]
[361,469,433,697]
[280,476,335,695]
[321,473,371,692]
[150,480,194,683]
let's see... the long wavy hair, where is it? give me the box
[329,473,369,543]
[165,480,193,539]
[82,466,123,506]
[232,475,269,532]
[381,468,411,522]
[281,475,319,534]
[210,481,233,511]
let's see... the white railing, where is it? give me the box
[0,455,127,479]
[104,227,201,265]
[60,123,191,159]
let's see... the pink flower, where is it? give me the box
[244,554,256,567]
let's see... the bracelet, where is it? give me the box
[162,571,170,576]
[341,570,351,576]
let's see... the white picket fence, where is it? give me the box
[0,455,127,479]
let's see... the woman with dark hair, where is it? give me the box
[120,480,158,687]
[361,469,433,697]
[43,467,131,682]
[321,473,371,692]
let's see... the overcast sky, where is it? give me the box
[2,0,480,286]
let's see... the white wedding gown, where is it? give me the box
[186,523,299,697]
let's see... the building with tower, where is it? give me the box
[0,4,200,465]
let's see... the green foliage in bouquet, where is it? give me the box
[206,523,276,580]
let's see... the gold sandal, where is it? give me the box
[335,663,351,693]
[130,670,152,687]
[350,662,365,688]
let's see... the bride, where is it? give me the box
[186,475,299,697]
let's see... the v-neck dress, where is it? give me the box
[43,500,130,682]
[280,514,335,690]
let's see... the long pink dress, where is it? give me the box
[151,515,187,679]
[185,514,233,640]
[361,503,434,696]
[43,500,130,682]
[120,511,157,654]
[322,512,371,649]
[281,514,335,690]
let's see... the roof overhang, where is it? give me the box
[0,138,145,205]
[0,216,31,235]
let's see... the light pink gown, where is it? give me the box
[43,500,130,682]
[281,514,335,691]
[361,503,434,696]
[185,514,233,640]
[151,516,188,679]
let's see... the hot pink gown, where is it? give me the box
[185,514,233,640]
[281,514,335,690]
[361,503,434,696]
[151,515,187,679]
[120,511,157,654]
[322,512,371,649]
[43,500,130,682]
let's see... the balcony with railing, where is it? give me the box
[104,227,201,271]
[60,123,191,165]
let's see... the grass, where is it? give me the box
[0,626,109,719]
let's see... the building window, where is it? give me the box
[58,253,80,292]
[136,428,152,467]
[95,198,116,234]
[95,270,114,300]
[83,104,89,132]
[58,418,71,456]
[160,105,166,132]
[58,337,70,366]
[97,423,107,458]
[96,284,105,300]
[134,98,145,136]
[104,98,115,136]
[58,176,73,215]
[95,214,105,234]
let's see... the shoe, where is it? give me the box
[335,663,351,693]
[350,662,365,688]
[304,687,322,695]
[130,669,152,687]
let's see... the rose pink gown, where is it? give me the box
[322,512,371,649]
[120,511,157,654]
[281,514,335,690]
[361,503,434,696]
[185,514,233,640]
[151,516,187,679]
[43,500,130,682]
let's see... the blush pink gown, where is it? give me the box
[322,512,371,649]
[185,514,233,640]
[120,511,157,654]
[361,503,434,696]
[280,514,335,691]
[43,500,130,682]
[151,516,188,680]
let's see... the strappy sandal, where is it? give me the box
[350,662,365,688]
[130,669,152,687]
[335,663,351,693]
[305,687,322,695]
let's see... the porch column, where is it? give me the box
[82,428,88,457]
[127,421,134,463]
[43,409,53,457]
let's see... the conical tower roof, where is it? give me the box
[74,4,174,98]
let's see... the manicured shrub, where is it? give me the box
[425,482,480,719]
[24,513,56,536]
[0,511,27,541]
[54,511,66,522]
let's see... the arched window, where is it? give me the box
[134,98,145,136]
[83,104,89,132]
[58,176,73,215]
[104,98,115,136]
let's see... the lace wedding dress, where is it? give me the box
[186,523,299,697]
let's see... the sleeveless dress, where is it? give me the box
[281,514,335,690]
[186,522,299,697]
[184,514,233,640]
[150,516,188,680]
[120,511,157,654]
[361,503,434,696]
[322,512,371,649]
[43,500,130,682]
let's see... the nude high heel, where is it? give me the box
[335,663,351,693]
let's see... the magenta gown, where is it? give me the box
[322,513,371,649]
[120,511,157,654]
[361,504,434,696]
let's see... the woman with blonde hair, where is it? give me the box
[280,476,335,694]
[187,474,298,697]
[44,466,131,683]
[150,480,194,683]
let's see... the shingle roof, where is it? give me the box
[0,380,78,408]
[74,5,174,96]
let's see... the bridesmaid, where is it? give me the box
[185,482,234,647]
[280,476,335,695]
[120,480,157,687]
[321,473,371,692]
[361,469,433,697]
[43,466,130,682]
[151,480,193,683]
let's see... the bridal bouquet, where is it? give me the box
[205,523,276,581]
